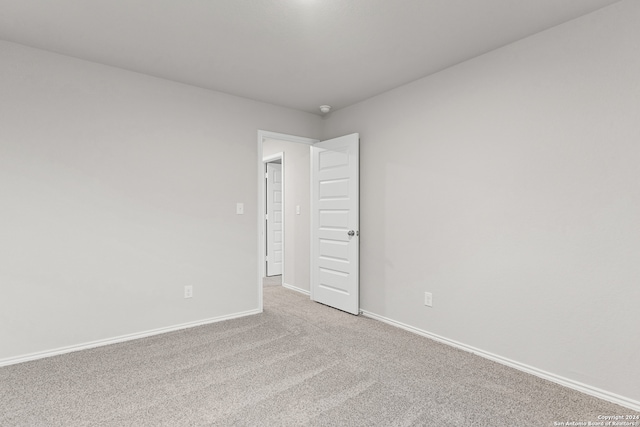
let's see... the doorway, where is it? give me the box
[257,130,360,315]
[258,131,318,311]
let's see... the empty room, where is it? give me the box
[1,0,639,425]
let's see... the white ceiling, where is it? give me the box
[0,0,622,114]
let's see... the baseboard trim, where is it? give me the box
[283,282,310,296]
[0,308,261,368]
[360,309,640,412]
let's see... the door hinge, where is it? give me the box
[265,172,268,179]
[265,213,268,220]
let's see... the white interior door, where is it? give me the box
[266,162,283,276]
[311,133,359,315]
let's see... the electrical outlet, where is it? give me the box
[424,292,432,307]
[184,285,193,299]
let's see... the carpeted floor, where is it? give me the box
[263,275,282,287]
[0,282,636,426]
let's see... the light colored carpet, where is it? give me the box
[0,284,636,426]
[263,275,282,287]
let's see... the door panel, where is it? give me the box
[311,133,359,315]
[266,162,283,276]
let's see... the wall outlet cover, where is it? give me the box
[424,292,432,307]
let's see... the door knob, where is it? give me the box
[348,230,355,237]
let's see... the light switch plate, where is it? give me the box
[424,292,433,307]
[236,203,244,214]
[296,205,301,215]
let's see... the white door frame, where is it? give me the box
[257,130,318,312]
[263,153,284,278]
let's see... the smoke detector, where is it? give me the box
[319,105,331,114]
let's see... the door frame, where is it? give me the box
[257,130,318,312]
[263,153,284,279]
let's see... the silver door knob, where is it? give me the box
[348,230,355,237]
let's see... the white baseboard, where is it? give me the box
[0,308,261,368]
[360,309,640,412]
[283,282,310,296]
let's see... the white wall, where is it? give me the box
[0,41,321,362]
[263,139,311,293]
[323,0,640,405]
